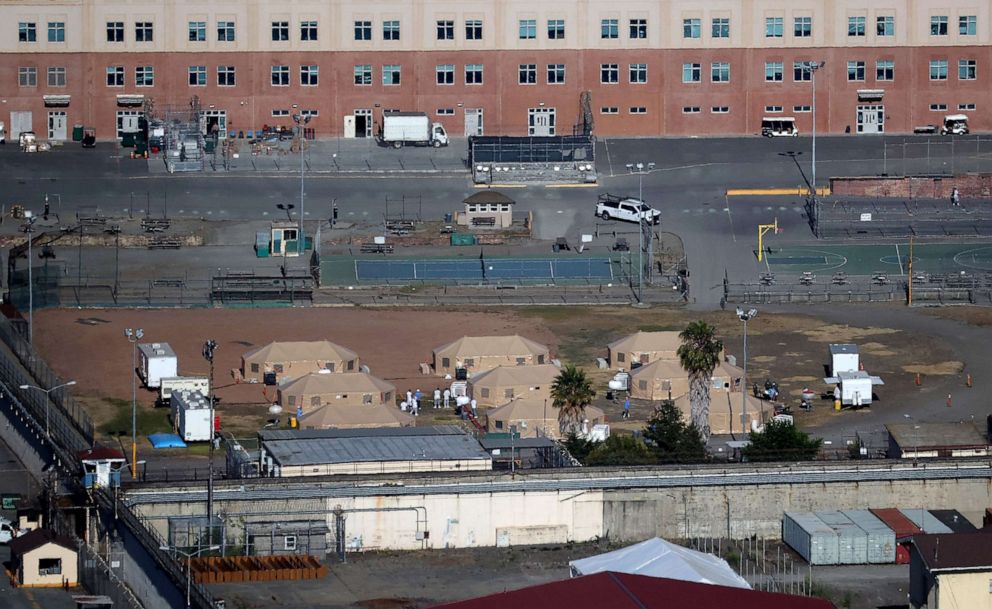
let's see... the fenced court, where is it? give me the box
[353,257,616,283]
[762,242,992,276]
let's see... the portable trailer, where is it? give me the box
[137,342,178,389]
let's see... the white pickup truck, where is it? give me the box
[596,194,661,225]
[0,516,25,544]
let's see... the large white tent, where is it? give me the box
[568,537,750,589]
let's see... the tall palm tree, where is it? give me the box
[551,364,596,437]
[677,321,723,443]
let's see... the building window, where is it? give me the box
[47,66,66,87]
[18,22,36,43]
[600,63,619,84]
[271,21,288,41]
[630,106,647,114]
[764,105,783,113]
[135,22,153,42]
[629,63,647,83]
[848,16,866,37]
[877,16,894,36]
[437,108,454,116]
[794,17,812,37]
[300,65,318,86]
[271,65,289,86]
[465,64,483,85]
[436,64,454,85]
[794,61,812,81]
[547,63,565,84]
[284,536,297,551]
[37,558,61,577]
[682,106,701,114]
[931,16,948,36]
[959,103,977,111]
[188,21,206,42]
[683,18,701,39]
[437,20,454,40]
[354,20,371,41]
[847,60,865,81]
[547,19,565,39]
[18,66,37,87]
[106,66,124,86]
[518,64,536,84]
[959,59,977,80]
[601,19,618,39]
[135,66,153,87]
[188,65,206,86]
[217,65,236,86]
[712,17,730,38]
[217,21,235,42]
[518,19,536,39]
[794,105,812,113]
[47,22,65,43]
[876,60,895,81]
[466,20,482,40]
[383,64,400,85]
[930,59,948,80]
[107,21,124,42]
[629,18,647,39]
[764,61,783,82]
[353,64,372,85]
[383,20,400,40]
[683,63,701,83]
[929,103,947,111]
[301,110,318,119]
[711,62,730,82]
[310,396,320,407]
[300,21,318,41]
[601,107,619,115]
[765,17,783,38]
[960,15,977,36]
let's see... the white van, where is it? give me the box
[761,117,799,137]
[0,121,6,144]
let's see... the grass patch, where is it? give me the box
[98,398,172,437]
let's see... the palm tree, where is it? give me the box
[677,321,723,443]
[551,365,596,437]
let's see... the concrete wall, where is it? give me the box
[831,174,992,198]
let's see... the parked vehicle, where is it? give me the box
[761,117,799,137]
[596,194,661,225]
[0,121,5,144]
[941,114,969,135]
[82,127,96,148]
[0,517,25,544]
[381,112,448,148]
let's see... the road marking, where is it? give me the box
[895,243,904,275]
[727,187,830,196]
[724,195,736,243]
[545,183,598,188]
[603,138,614,177]
[473,183,528,189]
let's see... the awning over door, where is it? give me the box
[857,89,885,102]
[43,95,71,107]
[116,94,145,107]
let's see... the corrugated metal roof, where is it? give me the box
[260,425,464,441]
[899,509,953,534]
[928,509,978,533]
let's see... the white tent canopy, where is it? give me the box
[569,537,750,589]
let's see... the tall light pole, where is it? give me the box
[292,110,312,254]
[627,161,656,303]
[20,380,76,438]
[803,61,825,200]
[124,327,143,479]
[202,339,218,545]
[736,307,758,437]
[159,544,220,608]
[23,210,37,345]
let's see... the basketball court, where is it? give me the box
[761,242,992,276]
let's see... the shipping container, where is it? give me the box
[817,511,867,564]
[870,508,923,564]
[899,509,953,534]
[783,512,839,565]
[928,509,978,533]
[843,510,897,564]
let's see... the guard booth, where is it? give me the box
[78,448,126,489]
[458,191,516,229]
[256,221,312,257]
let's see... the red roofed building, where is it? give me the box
[428,572,835,609]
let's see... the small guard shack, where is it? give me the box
[459,191,515,229]
[10,528,78,588]
[79,447,126,489]
[256,221,311,257]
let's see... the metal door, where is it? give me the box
[343,115,356,138]
[10,111,32,135]
[47,111,67,141]
[464,108,483,136]
[528,108,555,136]
[857,105,884,134]
[116,111,142,138]
[354,109,372,138]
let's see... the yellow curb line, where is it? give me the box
[727,187,831,196]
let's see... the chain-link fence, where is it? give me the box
[78,542,145,609]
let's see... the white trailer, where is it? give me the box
[381,112,448,148]
[137,342,178,388]
[824,370,884,407]
[828,344,860,375]
[171,390,215,442]
[159,376,210,404]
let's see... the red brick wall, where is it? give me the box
[831,174,992,198]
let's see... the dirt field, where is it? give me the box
[34,306,960,441]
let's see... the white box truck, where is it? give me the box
[381,112,448,148]
[171,390,215,442]
[137,342,178,388]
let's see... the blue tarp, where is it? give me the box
[148,433,187,449]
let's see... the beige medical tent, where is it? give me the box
[629,359,744,402]
[486,398,606,439]
[433,335,550,375]
[241,340,359,382]
[277,371,395,414]
[607,331,681,368]
[297,402,415,430]
[674,392,767,436]
[468,364,559,407]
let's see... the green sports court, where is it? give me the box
[761,242,992,276]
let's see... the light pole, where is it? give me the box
[736,307,758,438]
[23,210,37,345]
[124,328,144,479]
[202,339,218,545]
[627,161,656,303]
[19,380,76,438]
[159,544,220,608]
[292,110,312,254]
[803,61,825,200]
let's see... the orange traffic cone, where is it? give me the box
[966,373,973,388]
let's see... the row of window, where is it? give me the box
[678,102,977,115]
[19,14,980,45]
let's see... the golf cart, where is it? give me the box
[941,114,970,135]
[761,117,799,137]
[81,127,96,148]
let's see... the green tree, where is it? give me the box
[677,321,723,443]
[584,435,657,466]
[562,433,596,463]
[551,364,596,436]
[642,401,707,463]
[743,419,822,462]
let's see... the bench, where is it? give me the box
[141,218,171,233]
[471,217,497,227]
[147,236,182,249]
[360,243,394,254]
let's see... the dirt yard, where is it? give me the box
[33,305,961,442]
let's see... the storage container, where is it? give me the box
[783,512,838,565]
[843,510,896,564]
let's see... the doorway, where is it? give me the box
[354,109,372,138]
[10,111,33,136]
[528,108,555,136]
[856,105,884,134]
[116,111,143,139]
[464,108,484,136]
[203,110,227,139]
[47,111,67,141]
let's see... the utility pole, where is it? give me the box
[124,328,144,478]
[736,308,758,437]
[23,211,36,345]
[627,161,656,303]
[292,109,312,254]
[202,339,218,545]
[804,61,825,200]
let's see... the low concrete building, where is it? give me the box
[910,532,992,609]
[241,340,359,383]
[886,422,991,460]
[259,426,492,477]
[458,191,516,229]
[468,364,559,407]
[10,529,78,588]
[297,401,414,430]
[433,335,550,376]
[486,398,606,440]
[607,331,681,369]
[277,371,396,416]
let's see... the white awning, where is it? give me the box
[116,94,145,107]
[43,95,71,107]
[857,89,885,101]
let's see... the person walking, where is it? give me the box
[433,387,442,409]
[952,188,961,207]
[443,388,451,408]
[623,396,631,420]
